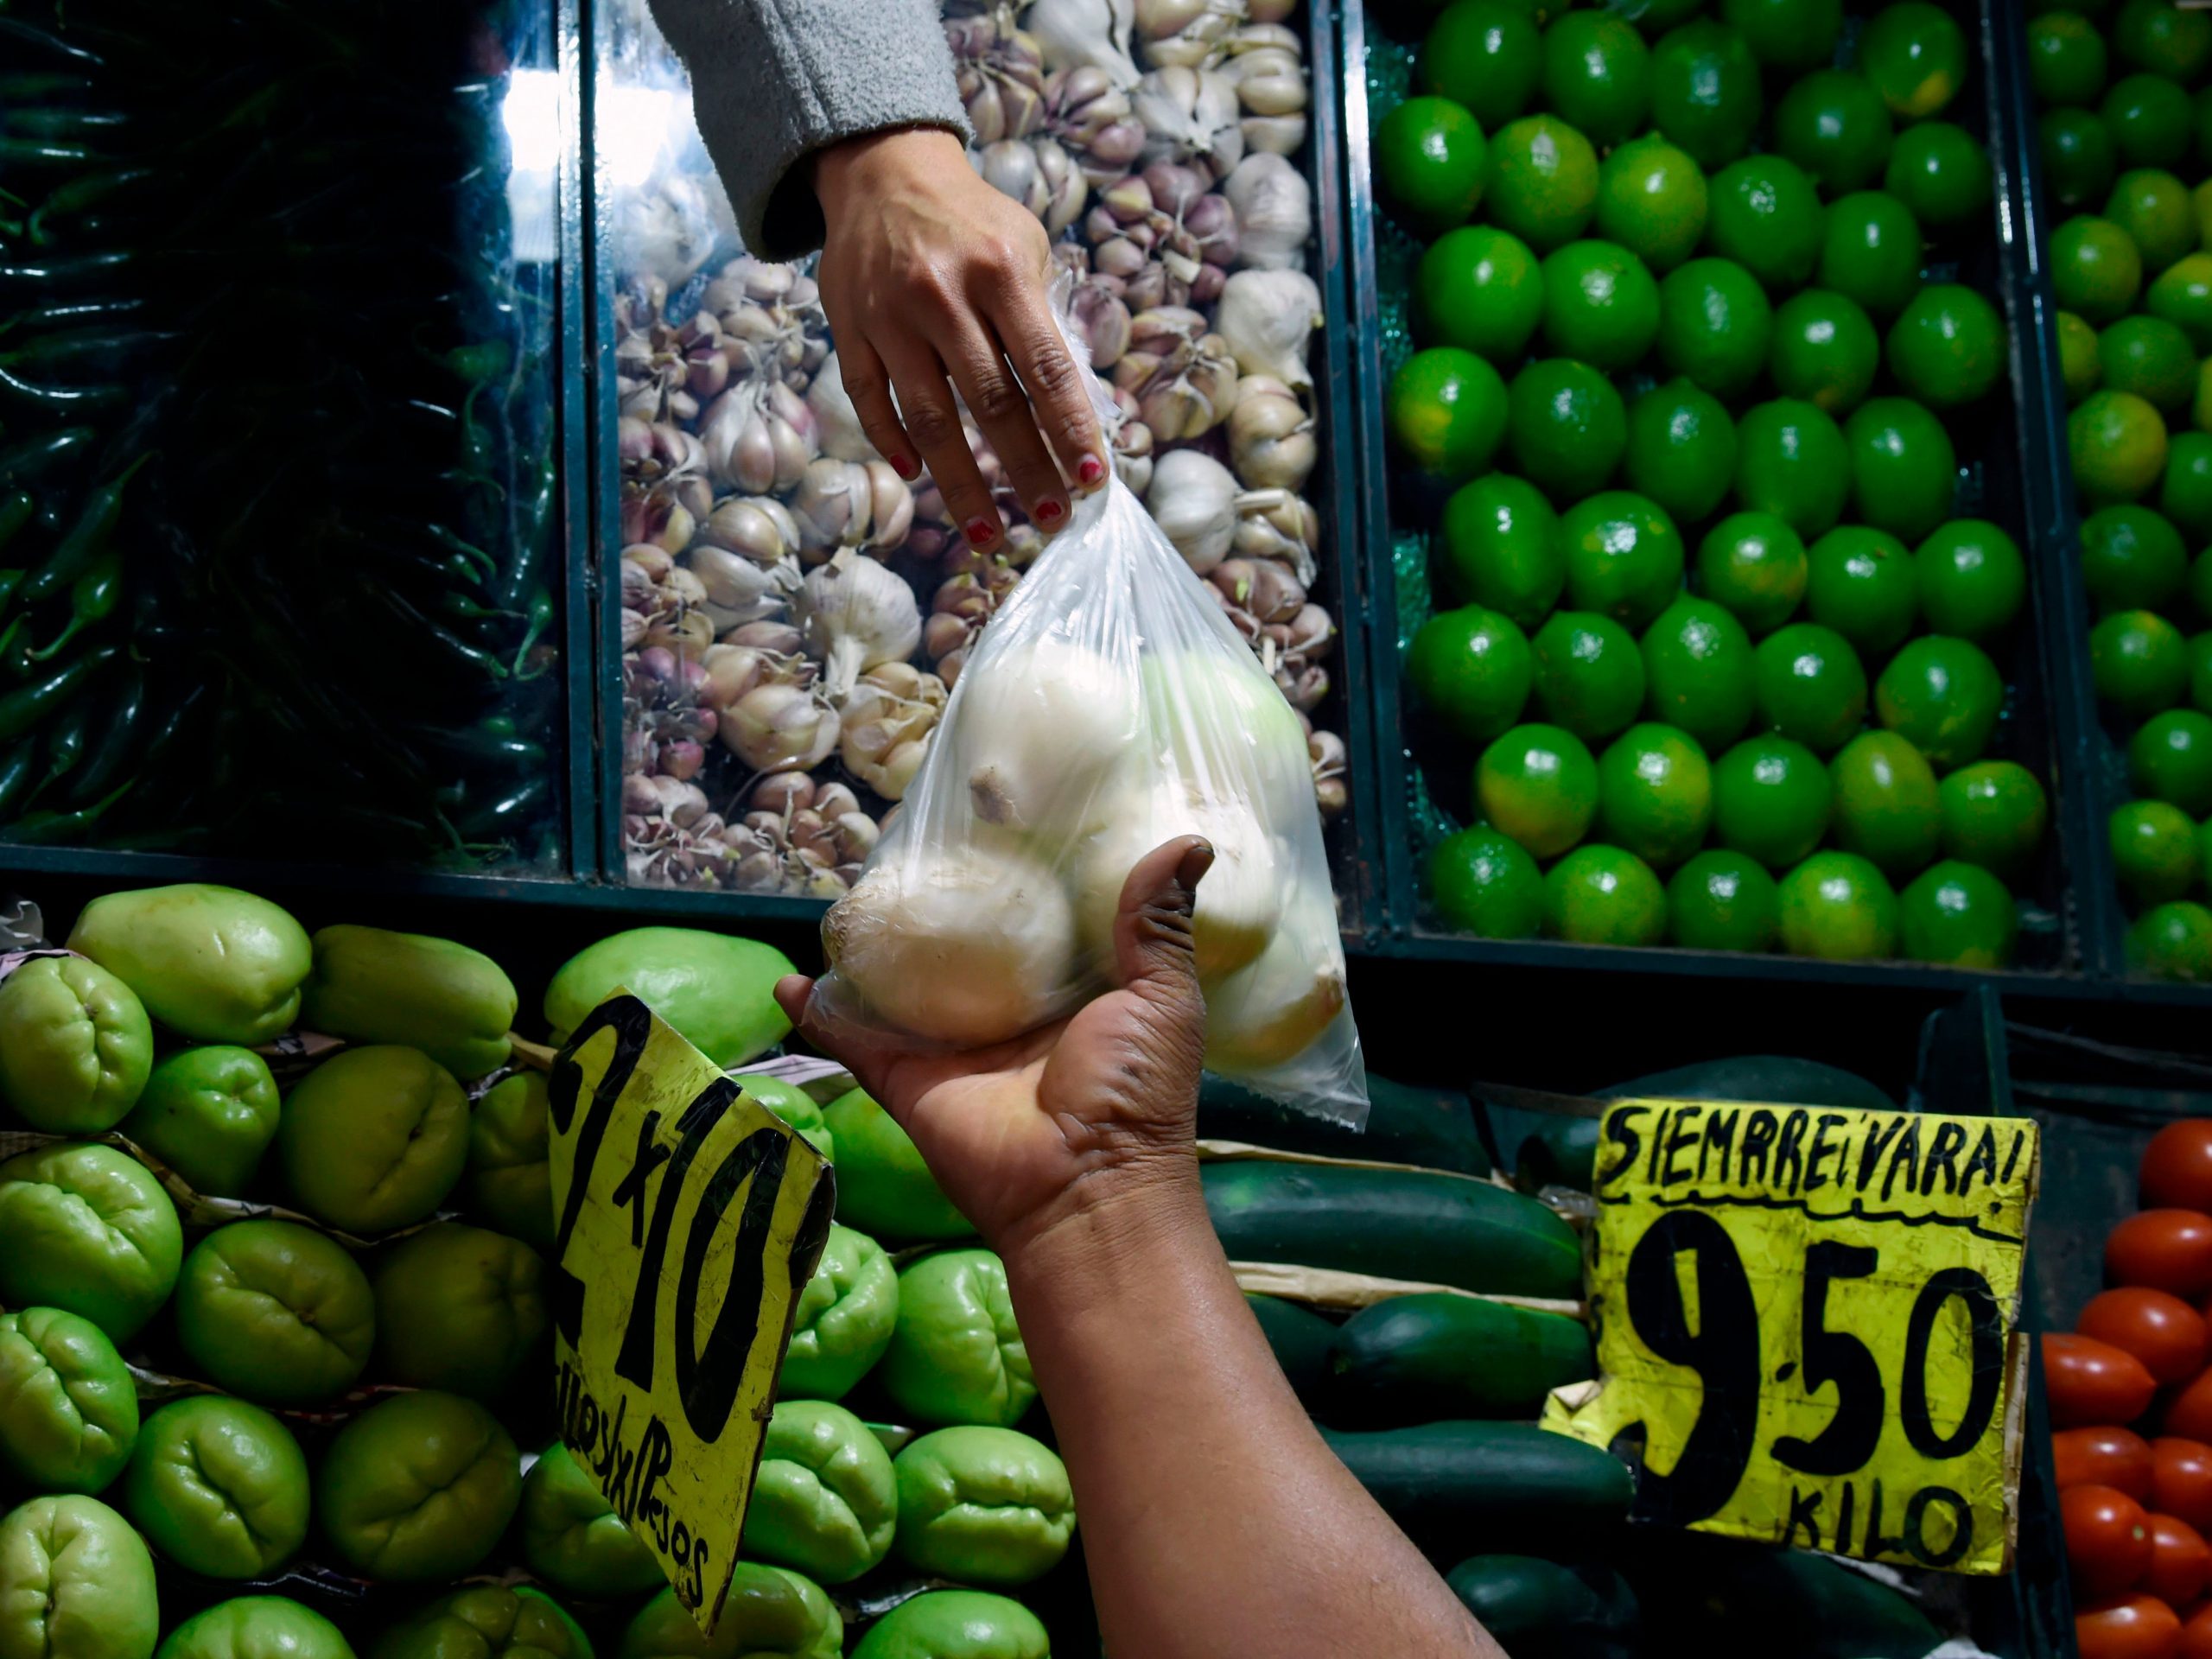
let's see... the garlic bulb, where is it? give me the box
[687,543,800,632]
[1223,153,1310,270]
[1233,486,1319,585]
[1146,448,1239,575]
[1116,320,1237,441]
[1133,66,1243,180]
[1045,66,1147,182]
[697,496,801,566]
[1137,0,1244,69]
[807,352,877,462]
[950,12,1047,143]
[796,550,923,701]
[839,664,948,801]
[1223,35,1306,118]
[1216,270,1321,388]
[1070,276,1134,369]
[1111,392,1156,495]
[1242,113,1306,155]
[721,682,842,772]
[864,460,915,550]
[700,381,819,494]
[1229,375,1317,491]
[1309,728,1348,818]
[789,458,875,556]
[1027,0,1141,88]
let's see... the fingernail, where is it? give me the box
[1077,455,1107,486]
[889,453,920,480]
[1175,839,1216,893]
[1035,498,1066,526]
[964,516,998,546]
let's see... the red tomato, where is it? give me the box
[2151,1516,2212,1607]
[2155,1442,2212,1533]
[2182,1598,2212,1659]
[2049,1332,2162,1428]
[2170,1376,2212,1446]
[2086,1289,2212,1384]
[2064,1427,2159,1499]
[2081,1595,2185,1659]
[2145,1122,2212,1213]
[2110,1212,2212,1300]
[2069,1484,2157,1598]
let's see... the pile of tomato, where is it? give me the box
[2047,1122,2212,1658]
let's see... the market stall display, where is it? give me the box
[2023,1,2212,982]
[1359,0,2062,967]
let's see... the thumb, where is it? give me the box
[1113,836,1214,1010]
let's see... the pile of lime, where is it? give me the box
[2029,0,2212,982]
[1378,0,2046,969]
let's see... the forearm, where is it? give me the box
[1002,1173,1496,1659]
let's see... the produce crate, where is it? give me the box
[588,0,1386,941]
[1344,0,2083,982]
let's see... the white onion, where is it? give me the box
[1201,907,1346,1075]
[955,634,1140,838]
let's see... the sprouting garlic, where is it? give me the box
[840,663,950,801]
[796,550,924,701]
[1228,375,1316,492]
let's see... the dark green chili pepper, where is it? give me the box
[0,425,92,482]
[0,138,102,172]
[0,326,175,373]
[0,19,109,73]
[0,250,138,292]
[0,364,126,415]
[0,74,97,104]
[0,738,36,817]
[512,582,554,677]
[62,661,141,808]
[29,544,120,660]
[456,772,549,838]
[19,452,147,605]
[1,108,130,141]
[8,776,131,844]
[0,296,147,336]
[444,339,511,383]
[0,490,31,548]
[0,642,117,740]
[35,687,101,791]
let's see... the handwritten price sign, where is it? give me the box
[546,993,835,1631]
[1545,1099,2039,1575]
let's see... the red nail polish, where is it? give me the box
[1036,499,1065,525]
[964,517,998,545]
[890,453,920,480]
[1077,455,1107,486]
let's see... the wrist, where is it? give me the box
[998,1150,1213,1301]
[812,126,967,207]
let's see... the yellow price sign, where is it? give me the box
[1545,1099,2040,1575]
[545,993,835,1631]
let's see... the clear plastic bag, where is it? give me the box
[805,335,1363,1124]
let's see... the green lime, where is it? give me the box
[1595,134,1711,273]
[1861,3,1968,123]
[1719,0,1843,73]
[1541,12,1653,150]
[2107,168,2199,276]
[2060,310,2105,404]
[2196,358,2212,433]
[2113,797,2202,905]
[1541,239,1662,371]
[2092,607,2190,715]
[1873,634,2005,771]
[1427,825,1546,938]
[2081,502,2189,612]
[1649,20,1764,170]
[1508,358,1629,501]
[2132,708,2212,815]
[1939,760,2050,878]
[1713,733,1834,868]
[1846,397,1959,543]
[1656,257,1776,401]
[1883,121,1994,234]
[1699,512,1809,635]
[1755,621,1872,753]
[1815,191,1925,321]
[1639,595,1756,752]
[1415,226,1547,362]
[1668,849,1783,950]
[2051,214,2147,323]
[1560,491,1687,628]
[1408,605,1535,743]
[1777,850,1902,960]
[1389,347,1510,485]
[2028,10,2111,106]
[1437,472,1567,626]
[2146,251,2212,352]
[1899,861,2019,969]
[2127,900,2212,979]
[1829,728,1942,880]
[2042,109,2121,213]
[1376,96,1490,233]
[1776,70,1897,195]
[1916,520,2028,641]
[1885,283,2006,410]
[1423,0,1545,129]
[2117,0,2212,83]
[2161,432,2212,543]
[2071,389,2171,505]
[1532,610,1648,740]
[2103,73,2195,168]
[1477,721,1600,857]
[2098,315,2199,415]
[2193,629,2212,710]
[1705,154,1826,295]
[1624,379,1738,525]
[2196,175,2212,249]
[1485,115,1601,251]
[1808,524,1922,656]
[1595,721,1714,868]
[1770,289,1881,416]
[1544,843,1670,944]
[1735,398,1852,540]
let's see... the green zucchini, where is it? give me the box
[1200,1073,1491,1175]
[1329,1294,1592,1425]
[1319,1422,1631,1554]
[1445,1556,1639,1659]
[1620,1536,1938,1659]
[1202,1162,1580,1300]
[1244,1294,1338,1408]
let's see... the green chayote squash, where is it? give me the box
[0,957,151,1134]
[849,1592,1049,1659]
[893,1427,1074,1587]
[779,1224,899,1402]
[67,885,309,1046]
[880,1249,1033,1427]
[543,927,792,1067]
[620,1574,840,1659]
[740,1400,897,1585]
[301,925,517,1079]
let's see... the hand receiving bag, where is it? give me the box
[805,307,1363,1123]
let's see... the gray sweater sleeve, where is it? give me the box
[647,0,971,261]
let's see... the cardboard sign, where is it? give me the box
[1544,1099,2039,1576]
[546,993,835,1631]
